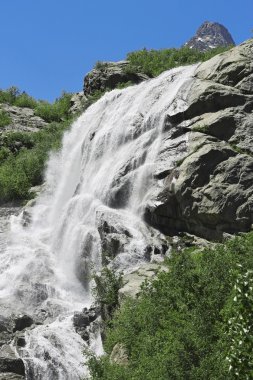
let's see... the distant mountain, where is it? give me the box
[184,21,235,51]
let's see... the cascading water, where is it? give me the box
[0,64,196,379]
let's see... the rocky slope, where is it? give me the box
[0,104,48,133]
[83,60,149,96]
[144,39,253,240]
[184,21,235,51]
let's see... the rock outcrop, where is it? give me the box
[0,345,25,379]
[118,263,169,301]
[145,39,253,240]
[83,61,149,96]
[69,91,88,114]
[184,21,235,51]
[0,103,48,132]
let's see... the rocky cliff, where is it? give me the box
[184,21,235,51]
[144,39,253,240]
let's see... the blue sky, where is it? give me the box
[0,0,252,101]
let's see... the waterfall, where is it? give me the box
[0,64,196,379]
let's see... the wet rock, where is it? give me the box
[73,306,100,343]
[0,316,15,347]
[13,314,33,332]
[0,345,25,376]
[84,61,149,96]
[97,209,169,266]
[21,209,31,227]
[14,333,26,348]
[73,312,89,329]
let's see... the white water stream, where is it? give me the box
[0,65,196,379]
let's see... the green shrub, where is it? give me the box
[0,118,73,203]
[93,267,124,321]
[0,147,11,163]
[35,92,72,122]
[0,110,11,128]
[88,233,253,380]
[0,86,20,105]
[126,46,232,78]
[14,92,37,108]
[116,81,134,89]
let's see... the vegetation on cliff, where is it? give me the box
[88,232,253,380]
[0,123,74,204]
[125,45,231,77]
[0,87,72,122]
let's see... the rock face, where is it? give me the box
[69,91,88,114]
[184,21,235,51]
[83,61,149,96]
[119,263,168,301]
[145,39,253,240]
[0,103,48,132]
[73,306,100,343]
[110,343,128,366]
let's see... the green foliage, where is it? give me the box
[34,92,72,122]
[0,86,20,105]
[116,81,134,90]
[14,92,37,108]
[0,119,73,202]
[93,267,124,321]
[88,233,253,380]
[87,352,129,380]
[0,86,36,108]
[0,147,11,163]
[0,110,11,128]
[126,46,231,77]
[0,87,72,121]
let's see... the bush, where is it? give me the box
[93,267,124,321]
[0,87,72,119]
[0,110,11,128]
[0,118,73,203]
[126,46,232,77]
[88,233,253,380]
[14,92,37,108]
[35,92,72,122]
[0,86,20,105]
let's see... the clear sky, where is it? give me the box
[0,0,252,101]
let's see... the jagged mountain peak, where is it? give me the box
[184,21,235,51]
